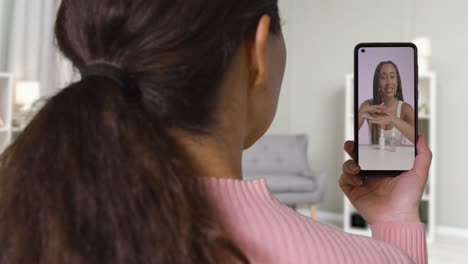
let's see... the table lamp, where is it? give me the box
[15,81,40,112]
[413,37,431,74]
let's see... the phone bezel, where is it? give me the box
[354,42,418,177]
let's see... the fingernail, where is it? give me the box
[353,165,360,173]
[354,177,363,185]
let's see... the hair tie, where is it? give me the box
[80,64,141,103]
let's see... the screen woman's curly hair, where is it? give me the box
[370,61,403,144]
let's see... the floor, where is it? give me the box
[322,218,468,264]
[427,235,468,264]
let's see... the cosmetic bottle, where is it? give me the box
[389,128,397,152]
[379,128,385,150]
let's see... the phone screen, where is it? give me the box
[355,43,418,174]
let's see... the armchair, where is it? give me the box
[242,134,326,220]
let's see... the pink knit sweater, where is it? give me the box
[202,177,427,264]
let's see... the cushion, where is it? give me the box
[242,134,312,177]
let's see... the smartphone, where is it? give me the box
[354,43,418,177]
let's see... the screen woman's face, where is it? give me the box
[379,63,398,99]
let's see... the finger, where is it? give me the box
[344,141,355,159]
[377,107,388,113]
[368,109,384,114]
[370,112,384,117]
[373,103,385,110]
[366,116,380,121]
[381,109,392,115]
[370,104,386,110]
[412,135,433,180]
[345,143,357,160]
[339,171,363,192]
[342,159,361,175]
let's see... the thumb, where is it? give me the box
[412,135,433,179]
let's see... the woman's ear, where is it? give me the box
[247,15,271,91]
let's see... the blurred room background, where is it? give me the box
[0,0,467,263]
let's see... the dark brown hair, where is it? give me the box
[371,61,403,143]
[0,0,281,263]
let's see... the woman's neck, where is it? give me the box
[381,97,398,108]
[170,129,243,180]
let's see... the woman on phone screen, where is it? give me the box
[358,61,416,145]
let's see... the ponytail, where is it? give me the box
[0,0,283,261]
[0,77,248,263]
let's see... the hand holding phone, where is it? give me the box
[339,136,432,225]
[354,43,418,177]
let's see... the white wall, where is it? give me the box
[0,0,13,71]
[269,0,468,228]
[411,0,468,229]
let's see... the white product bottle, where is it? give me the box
[379,128,385,150]
[389,128,397,152]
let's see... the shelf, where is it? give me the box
[0,127,8,132]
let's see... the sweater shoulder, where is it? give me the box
[202,177,414,263]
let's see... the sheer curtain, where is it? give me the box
[7,0,77,98]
